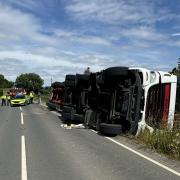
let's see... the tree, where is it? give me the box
[16,73,44,91]
[172,58,180,76]
[172,58,180,112]
[0,74,13,88]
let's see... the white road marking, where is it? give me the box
[91,129,98,133]
[40,104,48,108]
[106,137,180,177]
[20,107,22,111]
[21,112,24,125]
[21,136,27,180]
[50,111,62,116]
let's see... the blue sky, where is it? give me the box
[0,0,180,85]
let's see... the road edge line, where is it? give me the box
[106,137,180,177]
[40,103,48,108]
[91,129,98,133]
[21,135,27,180]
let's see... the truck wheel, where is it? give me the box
[73,114,84,123]
[99,123,122,135]
[103,67,129,78]
[76,74,89,81]
[65,80,76,87]
[65,75,76,87]
[62,112,71,121]
[76,74,90,86]
[62,106,73,113]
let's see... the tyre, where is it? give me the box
[77,74,89,81]
[103,67,129,79]
[99,123,122,135]
[62,112,71,121]
[65,80,76,87]
[76,74,90,88]
[65,75,76,87]
[73,114,84,123]
[66,75,76,81]
[47,102,57,110]
[62,106,73,113]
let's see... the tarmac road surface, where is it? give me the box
[0,104,179,180]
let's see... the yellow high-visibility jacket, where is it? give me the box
[1,95,6,99]
[7,95,11,100]
[30,92,34,98]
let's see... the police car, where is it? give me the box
[10,93,30,106]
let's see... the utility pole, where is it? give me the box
[51,77,52,86]
[178,58,180,69]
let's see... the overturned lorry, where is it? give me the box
[62,67,177,135]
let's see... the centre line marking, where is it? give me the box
[21,136,27,180]
[20,107,22,111]
[21,112,24,125]
[106,137,180,177]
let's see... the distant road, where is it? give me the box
[0,104,179,180]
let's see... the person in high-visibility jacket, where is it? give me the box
[1,95,6,106]
[6,92,11,106]
[30,91,34,104]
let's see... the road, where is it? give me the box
[0,104,179,180]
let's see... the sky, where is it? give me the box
[0,0,180,85]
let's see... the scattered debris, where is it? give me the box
[61,123,85,129]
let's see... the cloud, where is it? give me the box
[0,50,113,84]
[65,0,178,25]
[0,1,178,85]
[0,51,79,68]
[0,3,56,44]
[54,29,112,46]
[0,58,28,80]
[171,33,180,37]
[121,26,167,42]
[173,41,180,47]
[3,0,46,14]
[0,48,176,85]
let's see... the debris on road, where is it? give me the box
[61,123,85,129]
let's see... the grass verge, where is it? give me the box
[136,123,180,160]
